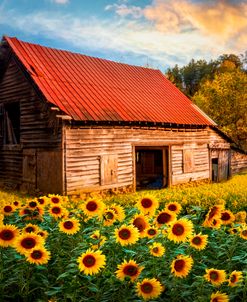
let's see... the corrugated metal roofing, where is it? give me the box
[4,36,215,125]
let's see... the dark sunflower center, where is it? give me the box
[157,212,171,224]
[31,250,43,259]
[123,265,138,276]
[21,237,36,249]
[83,255,96,267]
[63,221,73,229]
[192,236,202,245]
[168,204,177,211]
[38,198,45,204]
[230,274,237,283]
[38,232,45,237]
[29,201,37,208]
[52,207,61,214]
[148,229,156,236]
[141,282,153,294]
[242,230,247,236]
[51,197,60,204]
[86,201,97,211]
[172,224,185,236]
[14,201,19,206]
[212,299,218,302]
[152,247,159,253]
[119,229,131,240]
[210,271,219,281]
[25,227,35,233]
[141,198,152,208]
[221,212,231,221]
[24,208,32,215]
[105,212,114,220]
[174,259,185,272]
[4,206,12,213]
[0,230,14,241]
[133,218,145,232]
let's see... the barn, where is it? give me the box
[0,36,246,195]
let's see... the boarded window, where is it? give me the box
[0,102,20,144]
[183,149,194,173]
[100,154,118,185]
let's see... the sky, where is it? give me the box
[0,0,247,71]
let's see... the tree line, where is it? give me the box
[166,53,247,151]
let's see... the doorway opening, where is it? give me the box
[135,147,168,189]
[212,158,218,182]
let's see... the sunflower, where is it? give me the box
[210,291,229,302]
[235,211,246,224]
[58,218,80,235]
[136,195,159,216]
[115,224,139,246]
[239,228,247,240]
[165,201,182,215]
[168,219,193,243]
[2,204,15,216]
[136,278,164,300]
[228,270,243,287]
[149,242,165,257]
[144,226,159,238]
[190,233,208,250]
[81,199,105,218]
[155,210,176,227]
[109,204,125,222]
[103,208,117,226]
[37,230,49,240]
[48,194,63,205]
[37,196,48,207]
[49,205,67,219]
[204,205,224,223]
[204,268,226,286]
[116,259,144,282]
[27,200,39,209]
[14,233,44,255]
[220,210,235,225]
[171,255,193,278]
[131,214,149,237]
[23,223,40,234]
[77,249,106,275]
[0,224,19,247]
[203,217,222,229]
[26,247,51,265]
[90,230,106,249]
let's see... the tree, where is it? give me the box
[193,68,247,151]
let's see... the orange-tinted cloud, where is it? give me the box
[143,0,247,46]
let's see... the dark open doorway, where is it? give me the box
[135,147,168,189]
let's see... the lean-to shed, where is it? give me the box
[0,36,246,195]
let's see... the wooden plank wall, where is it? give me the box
[64,126,214,194]
[231,150,247,174]
[0,56,62,191]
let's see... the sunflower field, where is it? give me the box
[0,174,247,302]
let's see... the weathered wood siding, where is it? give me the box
[0,56,63,192]
[64,126,216,194]
[231,150,247,174]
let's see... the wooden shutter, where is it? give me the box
[100,154,118,185]
[183,149,194,173]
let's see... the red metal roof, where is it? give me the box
[4,36,215,125]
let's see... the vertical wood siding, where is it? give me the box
[0,56,63,192]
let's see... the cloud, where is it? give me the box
[51,0,69,4]
[105,4,142,18]
[0,1,246,69]
[142,0,247,46]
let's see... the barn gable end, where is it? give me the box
[0,54,63,193]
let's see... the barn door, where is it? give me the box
[22,149,37,191]
[218,150,230,181]
[100,154,118,186]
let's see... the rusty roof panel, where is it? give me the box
[4,36,215,125]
